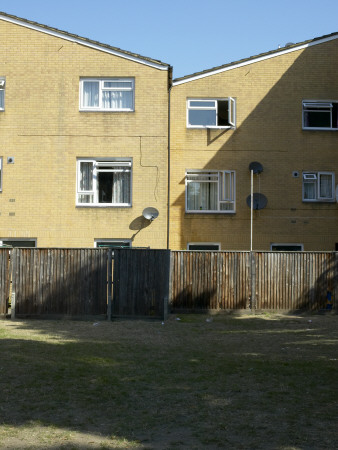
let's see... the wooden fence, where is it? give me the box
[170,251,338,311]
[113,249,170,319]
[0,248,337,319]
[11,248,109,317]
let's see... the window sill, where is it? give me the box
[302,127,338,131]
[187,125,234,130]
[79,109,134,113]
[302,199,335,203]
[76,204,132,208]
[185,210,236,214]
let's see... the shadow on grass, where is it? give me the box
[0,314,338,448]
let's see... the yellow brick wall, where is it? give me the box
[0,20,169,248]
[170,40,338,251]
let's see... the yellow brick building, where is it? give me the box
[169,34,338,251]
[0,12,171,249]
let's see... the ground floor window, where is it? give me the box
[187,242,221,251]
[270,243,303,251]
[0,238,37,247]
[94,239,131,250]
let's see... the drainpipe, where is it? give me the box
[167,66,173,250]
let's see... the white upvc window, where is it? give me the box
[302,171,335,202]
[187,98,236,128]
[0,78,5,111]
[77,159,132,207]
[302,100,338,130]
[185,170,236,213]
[80,78,134,111]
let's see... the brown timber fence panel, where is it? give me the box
[113,249,170,319]
[170,251,251,310]
[11,248,109,317]
[0,249,11,316]
[255,251,338,310]
[170,251,338,311]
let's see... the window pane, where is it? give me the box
[78,194,94,204]
[218,100,229,126]
[103,81,133,89]
[0,90,4,109]
[188,110,216,126]
[79,162,93,191]
[303,181,316,199]
[83,81,99,107]
[187,180,217,210]
[319,174,332,198]
[102,90,133,109]
[190,101,216,108]
[304,111,331,128]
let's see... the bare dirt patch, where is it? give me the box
[0,312,337,449]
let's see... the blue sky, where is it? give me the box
[1,0,338,78]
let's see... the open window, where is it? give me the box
[187,98,236,128]
[186,170,236,213]
[0,78,5,111]
[77,159,132,206]
[302,101,338,130]
[302,171,335,202]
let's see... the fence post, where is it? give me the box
[250,251,256,311]
[107,249,112,320]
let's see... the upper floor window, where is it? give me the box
[0,79,5,111]
[302,171,335,202]
[77,158,132,207]
[187,98,236,128]
[186,170,235,213]
[302,101,338,130]
[80,78,134,111]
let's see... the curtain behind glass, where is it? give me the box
[112,170,130,204]
[319,174,332,198]
[79,162,93,203]
[187,181,217,210]
[303,182,316,200]
[102,91,133,109]
[83,82,99,107]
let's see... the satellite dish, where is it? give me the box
[142,207,159,221]
[249,161,263,174]
[246,193,268,210]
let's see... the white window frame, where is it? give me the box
[187,242,221,251]
[76,158,132,207]
[185,169,236,213]
[270,243,304,251]
[79,78,134,111]
[187,98,236,129]
[302,171,335,202]
[302,100,338,130]
[0,78,5,111]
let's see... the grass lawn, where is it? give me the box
[0,312,337,449]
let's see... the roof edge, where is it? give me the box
[173,32,338,85]
[0,11,170,70]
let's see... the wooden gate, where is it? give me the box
[0,249,11,317]
[112,249,170,319]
